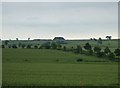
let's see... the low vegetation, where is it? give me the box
[2,39,119,86]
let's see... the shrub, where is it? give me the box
[12,44,17,48]
[96,52,105,57]
[57,44,62,50]
[114,48,120,56]
[21,44,26,48]
[104,46,111,55]
[76,45,82,54]
[89,49,93,55]
[94,46,101,53]
[70,46,74,51]
[51,42,57,49]
[34,45,38,49]
[84,43,92,51]
[26,44,31,49]
[41,42,51,49]
[55,59,59,62]
[63,46,67,51]
[108,52,115,60]
[8,45,12,48]
[2,45,5,48]
[76,59,83,62]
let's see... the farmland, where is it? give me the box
[2,47,119,86]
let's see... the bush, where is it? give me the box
[63,46,67,51]
[8,45,12,48]
[2,45,5,48]
[114,48,120,56]
[34,45,38,49]
[51,42,57,49]
[76,59,83,62]
[76,45,82,54]
[104,46,111,55]
[94,46,101,53]
[41,42,51,49]
[96,52,105,57]
[12,44,17,48]
[89,49,93,55]
[108,52,115,60]
[57,44,62,50]
[84,43,92,51]
[21,44,26,48]
[26,44,31,49]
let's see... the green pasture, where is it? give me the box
[2,49,118,86]
[3,49,110,63]
[3,63,118,86]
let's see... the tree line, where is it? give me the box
[1,40,120,61]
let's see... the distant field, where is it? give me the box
[3,49,110,63]
[2,49,118,86]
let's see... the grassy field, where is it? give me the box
[2,49,118,86]
[3,63,118,86]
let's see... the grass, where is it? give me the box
[2,48,118,86]
[3,49,109,63]
[3,63,118,86]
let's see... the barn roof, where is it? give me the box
[53,37,65,40]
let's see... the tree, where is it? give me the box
[57,44,62,50]
[71,46,74,51]
[18,43,22,48]
[2,45,5,48]
[90,38,92,40]
[104,46,111,55]
[89,49,93,55]
[63,46,67,51]
[93,47,104,57]
[106,36,112,46]
[114,48,120,56]
[26,44,31,49]
[108,52,115,60]
[28,38,30,40]
[97,52,105,57]
[16,38,18,41]
[106,36,112,40]
[51,42,57,49]
[84,43,92,51]
[41,42,51,49]
[97,37,102,45]
[12,44,17,48]
[8,45,12,48]
[94,46,101,53]
[93,38,97,41]
[21,44,26,48]
[76,45,82,54]
[34,45,38,49]
[4,40,9,46]
[76,59,83,62]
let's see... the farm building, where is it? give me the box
[53,37,66,44]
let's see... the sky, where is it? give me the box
[2,2,118,40]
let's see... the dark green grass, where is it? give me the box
[3,49,109,63]
[2,49,118,86]
[3,63,118,86]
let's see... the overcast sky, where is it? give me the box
[2,2,118,40]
